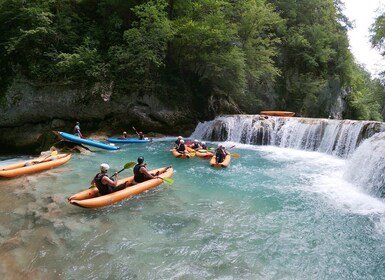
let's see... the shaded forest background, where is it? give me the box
[1,0,385,121]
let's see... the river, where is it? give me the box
[1,134,385,279]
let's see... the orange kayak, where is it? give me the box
[172,148,191,159]
[68,167,174,208]
[260,111,295,117]
[210,154,231,168]
[0,153,72,178]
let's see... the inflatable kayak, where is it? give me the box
[54,131,119,150]
[106,137,152,144]
[260,111,296,117]
[68,167,174,208]
[210,154,231,168]
[172,148,191,159]
[0,153,72,178]
[187,147,213,158]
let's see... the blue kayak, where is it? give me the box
[106,137,152,144]
[55,131,119,150]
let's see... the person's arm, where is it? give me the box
[139,166,157,179]
[101,173,118,186]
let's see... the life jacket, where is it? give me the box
[177,143,186,152]
[94,173,111,195]
[201,144,207,150]
[175,139,181,147]
[134,164,147,183]
[191,143,200,150]
[215,148,226,163]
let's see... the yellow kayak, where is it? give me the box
[68,167,174,208]
[0,153,72,178]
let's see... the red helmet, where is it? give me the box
[139,131,143,135]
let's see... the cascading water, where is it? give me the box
[191,114,385,199]
[191,115,385,158]
[345,132,385,197]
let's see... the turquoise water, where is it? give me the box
[1,139,385,279]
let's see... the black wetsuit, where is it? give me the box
[94,173,126,195]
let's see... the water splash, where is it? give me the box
[345,132,385,197]
[191,115,385,158]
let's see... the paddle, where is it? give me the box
[159,177,174,185]
[89,161,136,188]
[132,126,138,134]
[33,150,58,164]
[230,153,241,158]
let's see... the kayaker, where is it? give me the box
[137,131,145,140]
[201,141,208,150]
[190,139,201,150]
[215,144,229,164]
[174,136,183,148]
[122,131,128,138]
[132,156,160,185]
[74,122,82,137]
[176,139,190,157]
[92,163,127,195]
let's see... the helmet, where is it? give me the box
[180,139,185,144]
[139,131,143,135]
[76,122,80,125]
[100,163,110,172]
[123,131,127,134]
[218,144,223,148]
[202,141,206,145]
[137,156,144,164]
[178,136,182,139]
[194,139,198,143]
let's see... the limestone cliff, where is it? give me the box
[0,80,198,153]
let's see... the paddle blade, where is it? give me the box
[230,153,240,158]
[227,145,236,149]
[51,150,58,156]
[123,161,136,169]
[162,177,174,185]
[189,151,195,157]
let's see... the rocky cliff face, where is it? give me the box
[0,80,198,154]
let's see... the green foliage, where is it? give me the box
[0,0,383,121]
[346,65,383,121]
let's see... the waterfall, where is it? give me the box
[190,115,385,158]
[345,132,385,197]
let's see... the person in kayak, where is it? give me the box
[174,136,183,148]
[190,139,201,150]
[176,139,190,157]
[132,156,162,185]
[215,144,229,164]
[92,163,127,195]
[122,131,128,138]
[137,131,145,140]
[74,122,82,137]
[201,141,208,150]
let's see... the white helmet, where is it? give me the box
[218,143,223,148]
[202,141,206,145]
[180,139,185,144]
[100,163,110,172]
[194,139,198,143]
[178,136,182,139]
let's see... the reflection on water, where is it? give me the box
[1,140,385,279]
